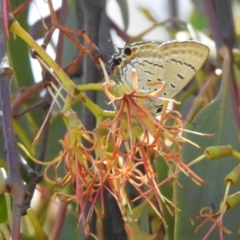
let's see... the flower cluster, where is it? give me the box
[40,68,206,237]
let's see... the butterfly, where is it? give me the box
[109,41,209,115]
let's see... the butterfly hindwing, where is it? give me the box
[159,41,209,99]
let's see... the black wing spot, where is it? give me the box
[171,58,183,65]
[153,63,164,69]
[142,61,164,69]
[184,62,196,72]
[147,79,151,82]
[132,61,144,67]
[144,70,153,75]
[171,84,176,88]
[177,74,184,80]
[156,105,163,114]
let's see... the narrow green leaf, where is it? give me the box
[155,157,174,240]
[116,0,129,31]
[7,8,34,88]
[138,7,157,23]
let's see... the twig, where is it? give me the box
[0,5,26,240]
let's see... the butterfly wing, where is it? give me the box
[110,40,209,115]
[158,41,209,99]
[110,42,166,113]
[111,42,165,93]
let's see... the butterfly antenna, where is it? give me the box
[167,108,197,127]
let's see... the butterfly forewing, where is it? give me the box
[133,42,165,93]
[118,42,165,93]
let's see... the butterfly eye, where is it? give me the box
[114,58,122,65]
[124,47,132,56]
[111,58,122,71]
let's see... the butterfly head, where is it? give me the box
[109,44,137,73]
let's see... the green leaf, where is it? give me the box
[0,169,8,224]
[189,11,208,30]
[175,60,240,239]
[0,192,7,224]
[8,7,34,88]
[116,0,129,31]
[154,156,174,240]
[125,220,158,240]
